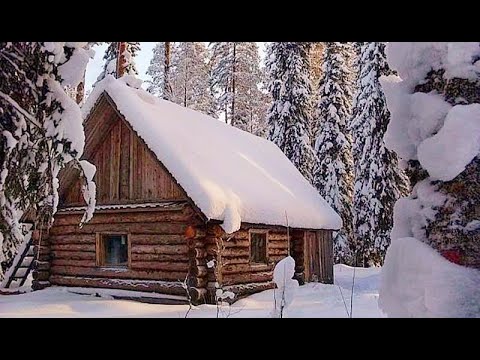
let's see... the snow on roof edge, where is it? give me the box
[81,75,343,233]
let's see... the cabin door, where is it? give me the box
[304,231,333,284]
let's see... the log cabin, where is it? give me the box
[32,75,342,304]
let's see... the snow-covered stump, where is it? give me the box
[271,256,299,318]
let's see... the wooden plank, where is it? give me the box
[222,263,273,275]
[130,262,189,272]
[53,210,191,227]
[131,253,189,262]
[52,259,96,267]
[49,275,186,296]
[50,244,96,252]
[50,222,188,236]
[51,251,96,260]
[131,244,188,255]
[50,266,187,281]
[49,234,96,245]
[110,121,121,200]
[130,234,187,245]
[120,121,130,200]
[222,271,273,286]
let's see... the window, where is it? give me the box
[250,231,268,264]
[97,234,129,268]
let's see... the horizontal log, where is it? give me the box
[194,248,207,259]
[50,266,187,281]
[185,226,207,239]
[221,248,249,257]
[221,256,249,265]
[49,234,96,245]
[207,224,224,237]
[191,265,207,278]
[223,239,249,248]
[52,259,96,268]
[269,255,290,263]
[32,271,50,281]
[32,280,50,290]
[34,261,50,271]
[189,287,208,304]
[49,222,188,236]
[268,242,289,249]
[32,245,49,255]
[131,244,188,255]
[130,234,186,245]
[269,248,288,256]
[131,253,188,262]
[49,275,186,296]
[267,233,289,241]
[131,261,189,272]
[54,210,191,226]
[207,272,217,282]
[223,281,275,300]
[50,244,96,252]
[51,251,96,260]
[223,271,273,286]
[222,263,273,275]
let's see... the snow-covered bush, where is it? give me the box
[271,256,299,318]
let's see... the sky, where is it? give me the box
[85,42,267,93]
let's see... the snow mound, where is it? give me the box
[379,237,480,318]
[271,256,299,318]
[82,76,341,233]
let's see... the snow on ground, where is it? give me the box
[0,265,384,318]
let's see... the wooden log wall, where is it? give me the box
[317,230,334,284]
[47,205,202,297]
[62,102,186,207]
[205,223,293,302]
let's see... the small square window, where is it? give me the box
[97,234,129,268]
[250,231,267,264]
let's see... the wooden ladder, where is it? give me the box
[1,231,36,289]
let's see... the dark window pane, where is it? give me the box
[103,235,128,267]
[250,232,267,264]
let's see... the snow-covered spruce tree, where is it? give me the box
[350,42,409,267]
[265,42,317,183]
[97,42,140,82]
[146,42,167,97]
[379,42,480,318]
[0,42,96,280]
[313,42,355,264]
[210,42,267,134]
[170,42,217,116]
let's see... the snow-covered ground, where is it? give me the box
[0,265,384,318]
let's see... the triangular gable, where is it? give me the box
[60,93,201,216]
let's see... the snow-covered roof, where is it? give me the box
[83,76,342,233]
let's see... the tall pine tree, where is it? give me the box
[0,42,96,280]
[210,42,267,134]
[266,42,317,183]
[171,42,216,116]
[351,42,409,267]
[313,42,355,264]
[97,42,140,82]
[146,42,167,97]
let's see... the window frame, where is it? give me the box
[249,229,269,265]
[96,232,131,269]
